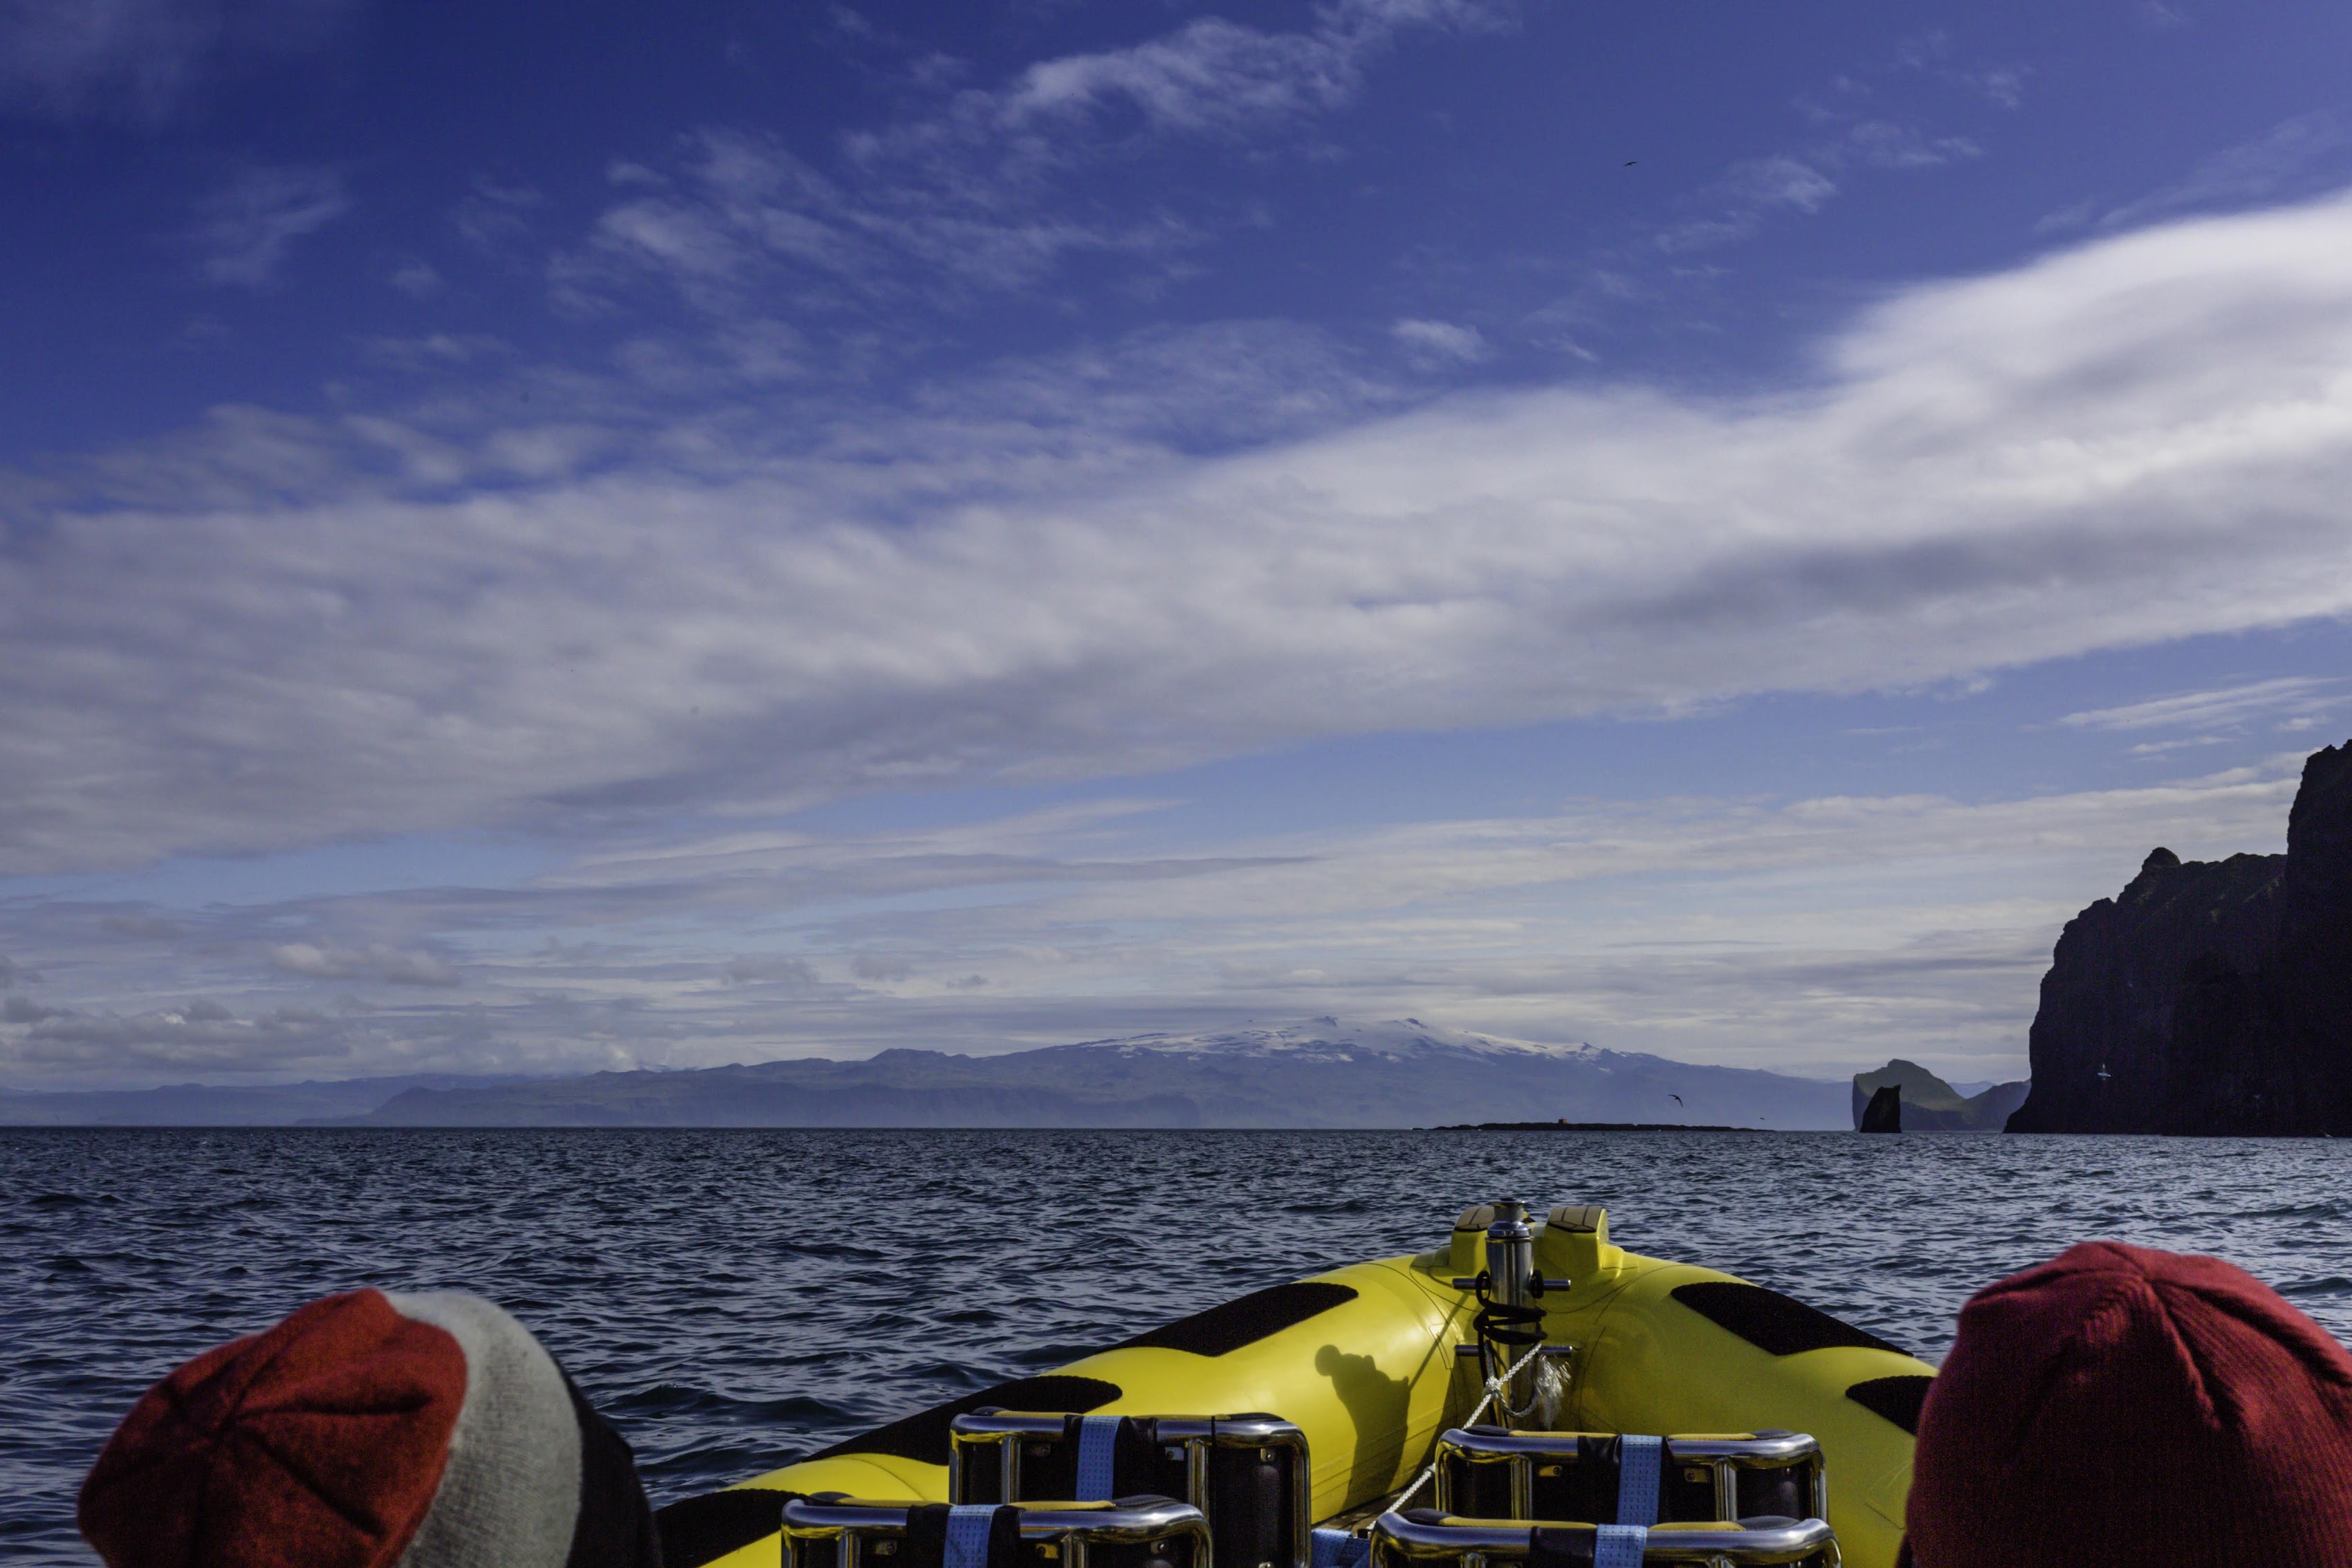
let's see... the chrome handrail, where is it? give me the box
[784,1496,1213,1568]
[1369,1511,1838,1568]
[949,1411,1312,1568]
[1433,1429,1828,1527]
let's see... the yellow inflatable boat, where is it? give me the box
[654,1202,1933,1568]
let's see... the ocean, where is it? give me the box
[6,1127,2350,1563]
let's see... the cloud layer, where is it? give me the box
[8,194,2352,876]
[0,753,2308,1087]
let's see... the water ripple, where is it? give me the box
[3,1128,2349,1564]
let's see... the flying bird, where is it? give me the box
[1669,1093,1684,1106]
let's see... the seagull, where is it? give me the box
[1624,160,1637,166]
[1669,1093,1684,1106]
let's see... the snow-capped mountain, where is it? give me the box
[1081,1016,1586,1062]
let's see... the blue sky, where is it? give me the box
[4,0,2352,1089]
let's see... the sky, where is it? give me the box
[4,0,2352,1091]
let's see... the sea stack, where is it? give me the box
[2005,740,2352,1135]
[1852,1059,2026,1132]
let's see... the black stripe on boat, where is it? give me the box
[1669,1282,1907,1358]
[654,1489,794,1568]
[564,1372,666,1568]
[1110,1282,1359,1357]
[1846,1374,1935,1435]
[812,1374,1122,1465]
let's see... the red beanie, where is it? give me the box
[1907,1240,2352,1567]
[79,1288,660,1568]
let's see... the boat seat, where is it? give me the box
[1433,1428,1825,1528]
[951,1412,1311,1568]
[1366,1509,1839,1568]
[783,1495,1213,1568]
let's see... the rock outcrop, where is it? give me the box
[2005,740,2352,1135]
[1850,1059,2028,1131]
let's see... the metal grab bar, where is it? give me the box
[784,1496,1213,1568]
[950,1412,1312,1568]
[1433,1429,1828,1527]
[1368,1511,1839,1568]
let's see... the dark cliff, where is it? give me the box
[2006,741,2352,1135]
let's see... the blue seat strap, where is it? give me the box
[1615,1435,1662,1528]
[1593,1524,1648,1568]
[1311,1529,1370,1568]
[945,1506,1002,1568]
[1076,1415,1121,1501]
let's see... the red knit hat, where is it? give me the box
[79,1288,660,1568]
[1907,1240,2352,1567]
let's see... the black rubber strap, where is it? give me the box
[1527,1527,1597,1568]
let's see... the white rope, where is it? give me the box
[1379,1340,1552,1516]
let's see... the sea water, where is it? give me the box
[5,1127,2349,1563]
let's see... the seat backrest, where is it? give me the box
[782,1495,1213,1568]
[1366,1509,1839,1568]
[1433,1428,1826,1527]
[950,1411,1311,1568]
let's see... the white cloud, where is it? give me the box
[10,194,2352,879]
[387,259,444,298]
[1841,120,1978,172]
[867,0,1508,162]
[720,954,822,987]
[1645,95,1976,260]
[6,1002,353,1070]
[2059,678,2341,733]
[270,942,459,987]
[558,126,1209,313]
[0,0,356,123]
[2045,113,2350,235]
[1390,318,1487,363]
[189,163,350,287]
[1730,154,1838,213]
[565,3,1505,314]
[1952,64,2028,111]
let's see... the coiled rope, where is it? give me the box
[1470,1274,1548,1354]
[1384,1338,1554,1514]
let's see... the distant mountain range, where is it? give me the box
[0,1017,1853,1129]
[0,1073,547,1127]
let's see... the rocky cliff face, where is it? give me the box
[2006,741,2352,1135]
